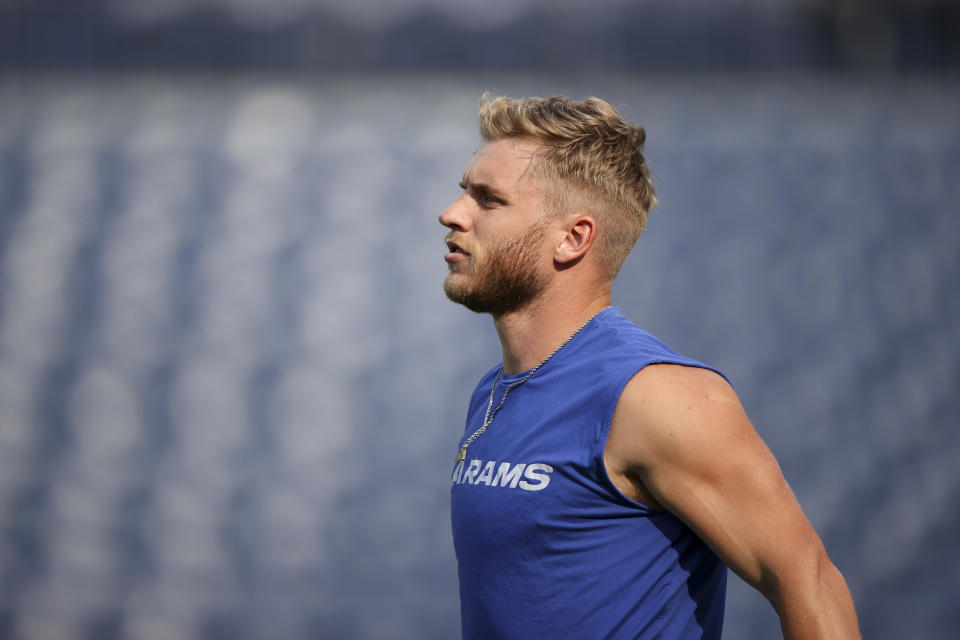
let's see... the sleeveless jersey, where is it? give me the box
[450,307,727,639]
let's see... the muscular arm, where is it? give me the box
[605,364,860,640]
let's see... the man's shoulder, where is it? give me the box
[615,363,741,447]
[587,313,725,383]
[624,362,733,399]
[587,312,673,357]
[608,362,744,477]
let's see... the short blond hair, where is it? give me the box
[478,94,657,280]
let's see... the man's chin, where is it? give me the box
[443,277,476,309]
[444,281,534,316]
[443,276,489,313]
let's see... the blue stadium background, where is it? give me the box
[0,1,958,638]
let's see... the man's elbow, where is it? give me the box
[759,540,861,639]
[759,533,848,613]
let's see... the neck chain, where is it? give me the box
[454,306,611,463]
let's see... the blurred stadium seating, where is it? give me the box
[1,72,957,640]
[3,0,959,71]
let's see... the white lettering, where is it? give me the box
[463,459,481,484]
[450,459,553,492]
[492,462,526,488]
[518,463,554,491]
[476,460,496,486]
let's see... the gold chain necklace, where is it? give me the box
[454,306,611,463]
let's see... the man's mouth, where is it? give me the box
[445,238,471,262]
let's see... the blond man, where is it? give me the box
[442,95,860,639]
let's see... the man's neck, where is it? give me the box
[492,288,612,375]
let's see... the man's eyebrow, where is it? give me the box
[458,177,509,203]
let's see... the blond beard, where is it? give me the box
[443,221,549,316]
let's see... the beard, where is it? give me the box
[443,222,549,316]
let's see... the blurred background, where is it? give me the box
[0,1,958,638]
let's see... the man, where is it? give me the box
[441,95,860,640]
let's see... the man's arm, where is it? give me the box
[606,364,860,640]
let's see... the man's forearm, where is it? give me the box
[772,558,861,640]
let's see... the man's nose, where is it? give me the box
[439,194,471,231]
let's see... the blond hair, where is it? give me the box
[478,94,657,280]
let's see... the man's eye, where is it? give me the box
[476,192,504,207]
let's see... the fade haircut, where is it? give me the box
[478,94,657,280]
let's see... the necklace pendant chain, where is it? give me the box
[454,306,611,464]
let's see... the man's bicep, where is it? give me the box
[610,365,824,592]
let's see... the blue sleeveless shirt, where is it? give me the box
[450,307,727,639]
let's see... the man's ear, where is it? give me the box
[554,214,598,266]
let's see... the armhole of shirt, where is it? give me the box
[595,359,668,514]
[594,358,729,514]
